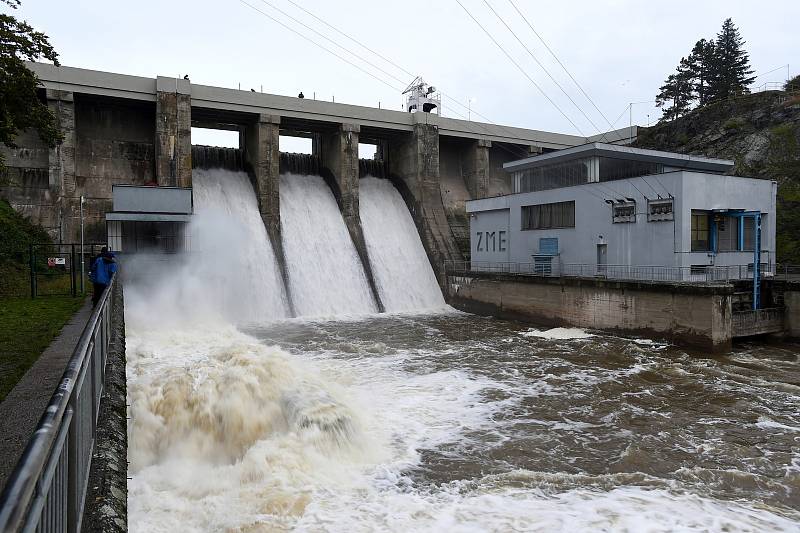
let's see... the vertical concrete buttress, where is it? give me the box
[244,114,296,316]
[464,139,491,200]
[155,77,192,188]
[320,123,385,312]
[388,122,463,287]
[46,90,75,242]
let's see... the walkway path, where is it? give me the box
[0,298,92,493]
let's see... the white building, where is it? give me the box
[467,143,776,285]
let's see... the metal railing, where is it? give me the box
[0,275,117,533]
[445,260,786,284]
[732,307,786,337]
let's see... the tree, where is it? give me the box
[706,18,755,101]
[0,0,61,171]
[655,57,694,122]
[686,38,715,105]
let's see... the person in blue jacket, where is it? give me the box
[90,250,117,307]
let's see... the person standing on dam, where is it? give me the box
[90,250,117,307]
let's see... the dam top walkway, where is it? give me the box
[28,62,632,150]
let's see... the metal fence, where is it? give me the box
[732,307,786,338]
[445,260,789,284]
[0,275,117,533]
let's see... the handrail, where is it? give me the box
[0,274,117,533]
[444,260,789,284]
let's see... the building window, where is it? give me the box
[612,201,636,223]
[742,217,755,251]
[647,198,674,222]
[717,215,738,252]
[521,201,575,230]
[598,157,662,181]
[691,210,710,251]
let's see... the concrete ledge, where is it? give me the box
[446,273,733,353]
[447,270,735,296]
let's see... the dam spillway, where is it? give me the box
[279,173,378,317]
[123,167,800,531]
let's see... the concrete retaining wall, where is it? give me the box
[446,272,734,352]
[785,283,800,338]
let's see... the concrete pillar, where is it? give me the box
[243,114,296,315]
[245,114,281,244]
[155,77,191,187]
[388,122,463,287]
[463,139,491,199]
[46,89,75,242]
[320,123,384,312]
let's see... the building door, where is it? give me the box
[596,244,607,276]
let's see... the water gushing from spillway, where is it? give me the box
[359,176,446,312]
[127,168,800,531]
[279,173,378,317]
[123,168,290,326]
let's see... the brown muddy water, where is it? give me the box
[127,311,800,532]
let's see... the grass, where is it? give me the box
[0,296,85,402]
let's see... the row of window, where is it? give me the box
[519,203,758,253]
[521,198,675,230]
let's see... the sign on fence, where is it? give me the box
[47,257,66,267]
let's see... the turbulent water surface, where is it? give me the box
[127,312,800,532]
[126,171,800,532]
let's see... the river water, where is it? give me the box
[126,311,800,532]
[126,169,800,531]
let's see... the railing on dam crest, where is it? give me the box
[0,275,117,533]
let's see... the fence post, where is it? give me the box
[66,401,78,533]
[29,244,36,299]
[71,244,77,298]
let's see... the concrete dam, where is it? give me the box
[1,63,632,291]
[3,64,800,531]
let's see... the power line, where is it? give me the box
[237,0,404,93]
[483,0,603,135]
[277,0,576,159]
[507,0,614,131]
[284,0,416,79]
[254,0,410,87]
[454,0,585,136]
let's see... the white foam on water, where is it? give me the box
[521,327,595,340]
[359,177,447,312]
[124,168,290,327]
[280,174,378,317]
[294,482,800,533]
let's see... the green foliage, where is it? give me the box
[655,18,754,121]
[786,74,800,92]
[0,198,51,296]
[687,38,716,105]
[0,0,61,170]
[0,296,84,402]
[707,18,755,101]
[655,57,694,122]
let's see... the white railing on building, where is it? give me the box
[0,275,117,533]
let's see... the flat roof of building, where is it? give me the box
[503,142,734,173]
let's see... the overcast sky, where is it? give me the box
[13,0,798,150]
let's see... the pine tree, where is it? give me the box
[655,57,694,121]
[687,39,715,105]
[707,18,755,101]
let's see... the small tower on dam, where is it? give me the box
[403,77,441,115]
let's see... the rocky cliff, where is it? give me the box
[636,90,800,263]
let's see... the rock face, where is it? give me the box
[636,90,800,262]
